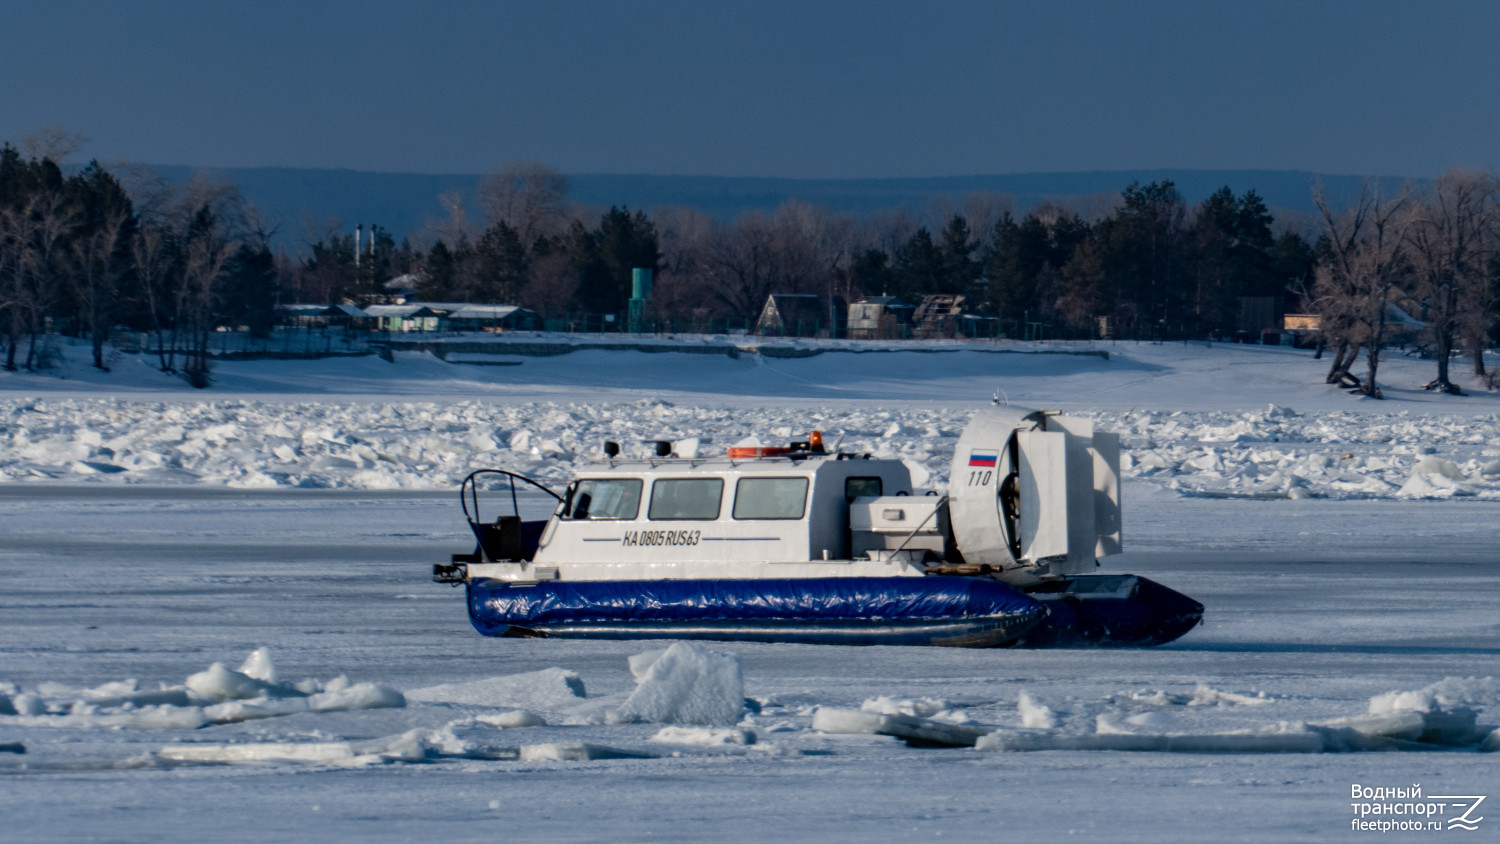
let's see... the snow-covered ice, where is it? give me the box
[2,338,1498,841]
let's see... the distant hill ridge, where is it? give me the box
[141,165,1409,243]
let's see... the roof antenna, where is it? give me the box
[992,387,1009,406]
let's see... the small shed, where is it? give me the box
[847,296,914,339]
[754,294,846,338]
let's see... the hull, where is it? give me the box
[464,574,1204,648]
[1014,575,1205,647]
[467,576,1044,647]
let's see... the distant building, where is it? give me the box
[444,304,539,332]
[379,274,419,304]
[847,295,914,339]
[276,304,369,330]
[911,294,991,339]
[754,294,846,338]
[363,304,447,333]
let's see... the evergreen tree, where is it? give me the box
[474,220,527,303]
[1096,181,1188,337]
[892,228,941,302]
[569,207,660,313]
[936,215,977,296]
[848,248,893,299]
[222,244,278,338]
[418,240,456,300]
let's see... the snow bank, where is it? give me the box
[616,643,745,726]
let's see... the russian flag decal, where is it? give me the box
[968,450,998,468]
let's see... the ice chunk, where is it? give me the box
[616,643,744,726]
[1412,456,1466,481]
[476,710,547,728]
[308,683,405,713]
[1122,712,1173,731]
[203,697,310,724]
[861,696,953,719]
[159,731,429,765]
[977,729,1325,754]
[1370,676,1500,713]
[238,647,278,684]
[1415,709,1483,746]
[405,668,586,710]
[650,726,755,746]
[812,707,992,748]
[22,706,211,731]
[1482,728,1500,753]
[1188,686,1273,707]
[0,693,14,716]
[11,694,45,716]
[1315,710,1425,741]
[1017,692,1057,729]
[517,743,653,761]
[119,706,209,731]
[628,649,668,681]
[185,662,292,702]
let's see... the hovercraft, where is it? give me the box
[434,407,1202,647]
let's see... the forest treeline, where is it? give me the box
[2,147,1497,394]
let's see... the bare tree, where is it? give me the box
[1312,180,1413,398]
[698,212,777,323]
[651,206,719,323]
[19,124,89,164]
[178,208,238,387]
[131,223,176,371]
[0,195,77,370]
[478,162,568,247]
[520,253,578,317]
[1404,168,1499,393]
[71,207,131,370]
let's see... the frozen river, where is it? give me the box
[3,483,1496,842]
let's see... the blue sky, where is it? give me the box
[2,0,1495,178]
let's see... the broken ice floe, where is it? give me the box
[813,708,993,748]
[5,397,1499,501]
[1,648,403,731]
[814,678,1499,754]
[157,732,652,767]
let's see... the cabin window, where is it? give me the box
[844,476,883,503]
[565,478,642,520]
[732,477,809,520]
[648,478,723,521]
